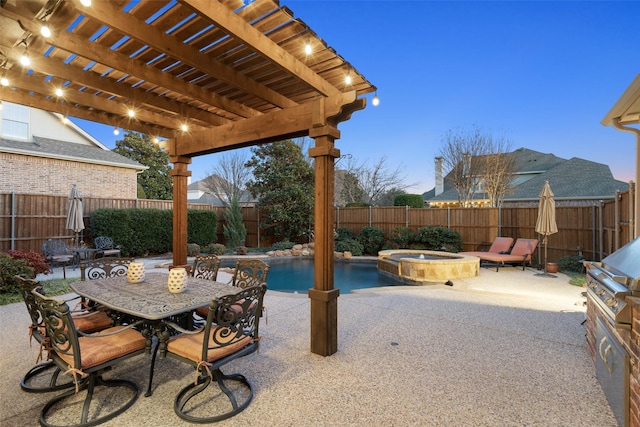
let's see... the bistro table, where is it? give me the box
[70,272,238,396]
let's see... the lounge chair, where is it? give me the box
[467,238,538,271]
[460,237,514,257]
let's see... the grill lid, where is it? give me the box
[601,237,640,290]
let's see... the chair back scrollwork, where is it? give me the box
[192,255,221,281]
[232,259,269,289]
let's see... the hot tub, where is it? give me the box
[378,250,479,284]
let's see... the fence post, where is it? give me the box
[405,205,408,228]
[11,190,16,250]
[615,190,620,250]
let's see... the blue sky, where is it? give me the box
[73,0,640,195]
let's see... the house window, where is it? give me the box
[1,102,29,139]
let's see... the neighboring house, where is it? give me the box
[0,102,146,198]
[424,147,629,207]
[187,176,255,206]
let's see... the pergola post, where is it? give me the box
[170,156,192,268]
[308,125,341,356]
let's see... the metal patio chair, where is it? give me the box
[93,236,122,258]
[163,283,267,423]
[31,289,146,427]
[15,275,112,394]
[192,254,221,281]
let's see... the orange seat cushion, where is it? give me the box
[166,328,251,364]
[58,326,146,370]
[72,311,112,333]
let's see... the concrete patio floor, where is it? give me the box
[1,258,617,426]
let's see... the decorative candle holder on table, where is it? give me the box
[168,267,187,293]
[127,261,145,283]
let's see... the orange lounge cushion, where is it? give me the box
[72,311,112,333]
[166,328,251,364]
[58,326,146,370]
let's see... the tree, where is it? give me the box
[341,156,410,206]
[113,131,172,200]
[438,127,515,207]
[223,197,247,250]
[245,140,314,241]
[202,151,251,207]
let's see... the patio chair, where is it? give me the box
[471,238,538,271]
[31,288,146,427]
[192,254,221,281]
[460,237,514,257]
[196,259,269,320]
[42,239,76,277]
[93,236,122,258]
[80,257,134,280]
[164,283,267,423]
[231,259,270,289]
[14,275,112,393]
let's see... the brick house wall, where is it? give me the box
[0,152,139,199]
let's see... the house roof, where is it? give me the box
[0,136,146,170]
[424,148,628,202]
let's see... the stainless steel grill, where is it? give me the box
[585,237,640,330]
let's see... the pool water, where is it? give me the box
[263,258,399,294]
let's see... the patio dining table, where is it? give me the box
[70,272,239,396]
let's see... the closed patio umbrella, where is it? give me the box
[65,184,84,248]
[535,181,558,276]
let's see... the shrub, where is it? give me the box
[335,238,363,256]
[207,243,226,255]
[236,246,248,255]
[335,227,355,241]
[7,250,51,275]
[187,243,201,257]
[272,240,295,251]
[357,226,386,255]
[390,226,413,248]
[557,255,584,273]
[394,194,425,208]
[0,254,34,294]
[414,226,462,252]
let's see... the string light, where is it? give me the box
[40,22,51,38]
[113,127,120,135]
[0,76,8,87]
[372,91,379,106]
[304,38,312,56]
[345,72,352,85]
[61,115,69,125]
[127,109,135,118]
[19,45,30,67]
[180,123,188,132]
[79,0,92,6]
[55,87,63,97]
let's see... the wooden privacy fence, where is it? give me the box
[1,190,634,264]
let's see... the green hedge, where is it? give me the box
[90,208,217,256]
[394,194,425,208]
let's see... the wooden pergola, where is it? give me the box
[0,0,376,356]
[602,73,640,238]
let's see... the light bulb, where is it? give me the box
[0,77,8,86]
[113,127,120,135]
[55,88,63,97]
[80,0,92,6]
[40,24,51,38]
[304,41,312,55]
[345,74,352,85]
[127,109,135,118]
[20,52,30,66]
[181,123,188,132]
[61,116,69,125]
[372,94,380,106]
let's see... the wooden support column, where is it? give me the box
[170,156,192,268]
[308,125,341,356]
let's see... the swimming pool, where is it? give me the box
[250,258,399,294]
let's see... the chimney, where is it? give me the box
[435,157,444,196]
